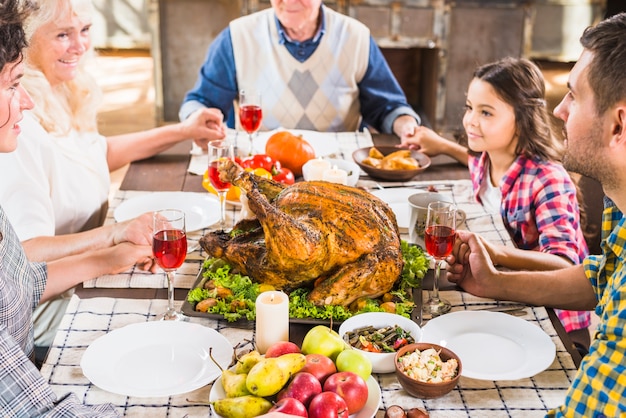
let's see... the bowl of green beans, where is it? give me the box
[338,312,421,373]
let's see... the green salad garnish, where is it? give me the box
[187,240,428,322]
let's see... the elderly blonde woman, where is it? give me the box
[0,0,225,362]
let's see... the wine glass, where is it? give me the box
[423,201,457,318]
[208,139,234,231]
[239,89,262,156]
[152,209,188,321]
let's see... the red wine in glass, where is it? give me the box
[425,225,455,259]
[423,201,457,318]
[152,209,187,321]
[153,229,187,270]
[239,90,262,156]
[208,140,234,231]
[208,160,231,191]
[239,105,262,134]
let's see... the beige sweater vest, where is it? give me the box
[230,7,370,132]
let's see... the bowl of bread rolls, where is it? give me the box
[352,146,431,181]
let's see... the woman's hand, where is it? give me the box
[112,212,153,247]
[183,107,226,150]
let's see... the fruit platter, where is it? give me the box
[181,241,428,327]
[208,327,382,418]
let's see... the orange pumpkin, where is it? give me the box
[265,131,315,177]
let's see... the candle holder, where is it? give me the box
[255,291,289,354]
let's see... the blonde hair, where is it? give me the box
[22,0,101,136]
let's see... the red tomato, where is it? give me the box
[240,154,276,171]
[273,167,295,185]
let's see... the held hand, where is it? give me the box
[109,242,155,274]
[183,107,226,150]
[392,115,419,144]
[446,230,498,297]
[400,126,450,156]
[112,212,153,246]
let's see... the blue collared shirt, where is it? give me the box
[180,7,419,134]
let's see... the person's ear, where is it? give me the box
[609,102,626,146]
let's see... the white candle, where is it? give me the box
[255,291,289,354]
[322,165,348,185]
[304,158,331,181]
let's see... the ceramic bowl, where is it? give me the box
[338,312,421,373]
[394,342,462,399]
[352,146,431,181]
[301,158,360,187]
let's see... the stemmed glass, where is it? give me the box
[423,201,457,318]
[152,209,187,321]
[208,139,234,231]
[239,89,262,156]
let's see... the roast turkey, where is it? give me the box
[200,159,403,306]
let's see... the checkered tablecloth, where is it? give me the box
[40,294,576,417]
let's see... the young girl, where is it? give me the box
[403,57,591,351]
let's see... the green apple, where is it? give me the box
[335,348,372,381]
[301,325,346,361]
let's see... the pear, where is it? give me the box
[212,395,272,418]
[246,353,306,397]
[221,369,251,398]
[234,350,262,374]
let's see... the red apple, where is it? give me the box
[323,371,369,414]
[300,353,337,385]
[308,391,349,418]
[265,341,302,358]
[277,372,322,407]
[269,397,308,417]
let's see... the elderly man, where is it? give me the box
[180,0,420,142]
[445,13,626,417]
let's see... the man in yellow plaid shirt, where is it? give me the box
[445,12,626,417]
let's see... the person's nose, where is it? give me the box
[18,85,34,110]
[553,97,568,122]
[69,36,87,54]
[464,110,478,127]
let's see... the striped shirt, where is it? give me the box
[469,152,591,332]
[549,198,626,417]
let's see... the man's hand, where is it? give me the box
[392,115,419,144]
[446,230,499,297]
[183,107,226,150]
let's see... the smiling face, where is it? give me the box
[0,61,34,153]
[270,0,322,41]
[27,3,92,87]
[462,78,518,157]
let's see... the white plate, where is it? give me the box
[252,129,340,157]
[209,373,381,418]
[114,192,220,232]
[421,311,555,380]
[369,189,424,231]
[81,321,233,398]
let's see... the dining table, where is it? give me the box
[40,129,583,418]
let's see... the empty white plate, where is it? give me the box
[114,192,220,232]
[81,321,233,397]
[421,310,555,380]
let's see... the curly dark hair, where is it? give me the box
[0,0,36,72]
